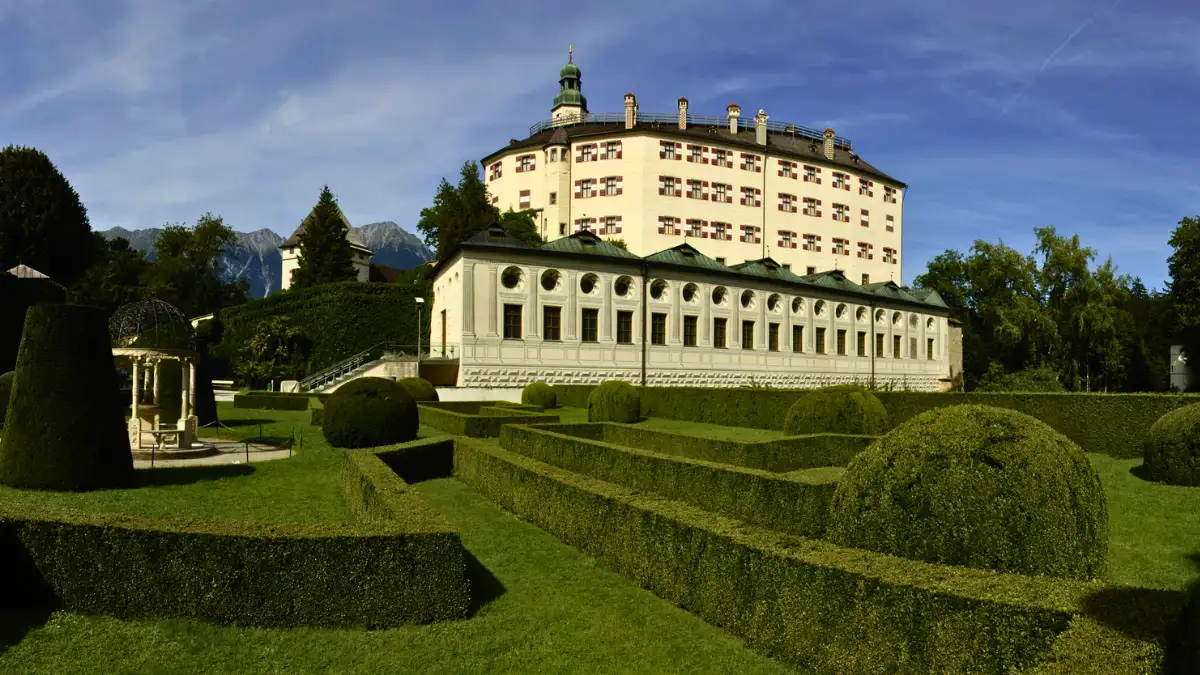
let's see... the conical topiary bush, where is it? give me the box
[0,304,134,490]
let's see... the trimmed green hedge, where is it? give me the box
[0,304,133,491]
[0,502,467,627]
[502,424,838,537]
[233,393,313,410]
[0,370,13,426]
[0,275,65,374]
[522,381,557,408]
[218,282,430,375]
[553,386,1200,459]
[550,423,871,473]
[397,377,438,402]
[783,385,890,435]
[452,439,1179,674]
[323,378,418,449]
[417,403,559,438]
[1143,403,1200,486]
[588,380,640,422]
[310,400,324,426]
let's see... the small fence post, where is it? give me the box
[245,440,249,464]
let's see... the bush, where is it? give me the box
[522,381,557,408]
[0,275,65,374]
[587,380,640,423]
[827,405,1108,581]
[783,385,890,436]
[0,304,134,490]
[0,370,13,426]
[396,377,438,402]
[323,377,418,449]
[1143,403,1200,486]
[417,403,559,438]
[975,366,1066,393]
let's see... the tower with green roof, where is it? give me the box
[551,45,588,124]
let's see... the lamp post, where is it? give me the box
[415,297,425,363]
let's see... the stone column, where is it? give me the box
[152,362,160,406]
[188,358,197,414]
[487,265,498,337]
[131,359,141,416]
[526,267,539,338]
[463,265,476,335]
[601,275,612,341]
[701,284,711,345]
[180,361,189,419]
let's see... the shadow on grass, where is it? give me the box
[464,549,506,617]
[0,529,57,656]
[134,463,255,487]
[0,607,53,656]
[1129,463,1154,481]
[1161,553,1200,675]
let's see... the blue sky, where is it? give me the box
[2,0,1196,288]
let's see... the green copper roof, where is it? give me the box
[644,243,730,272]
[909,288,950,308]
[863,281,920,303]
[560,62,581,78]
[803,270,867,294]
[540,231,639,259]
[731,258,810,284]
[553,57,587,110]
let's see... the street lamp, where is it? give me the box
[415,297,425,363]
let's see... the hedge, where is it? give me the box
[0,370,13,426]
[553,386,1200,459]
[322,377,418,449]
[0,275,65,374]
[417,403,559,438]
[453,439,1179,674]
[218,282,430,375]
[310,400,324,426]
[548,423,871,473]
[783,385,890,435]
[1143,403,1200,486]
[233,393,313,411]
[502,424,838,538]
[0,503,468,627]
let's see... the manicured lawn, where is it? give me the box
[0,477,791,675]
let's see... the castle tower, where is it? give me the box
[551,45,588,125]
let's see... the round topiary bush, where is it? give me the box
[521,381,556,409]
[587,380,640,423]
[396,377,438,402]
[782,384,890,436]
[1143,404,1200,486]
[827,405,1108,581]
[322,377,418,448]
[0,370,14,426]
[0,304,134,490]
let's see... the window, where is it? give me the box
[519,155,533,172]
[835,329,847,355]
[806,266,816,275]
[581,145,595,162]
[711,222,730,241]
[660,141,677,160]
[714,318,727,348]
[783,263,791,270]
[792,325,803,352]
[832,238,848,256]
[740,186,760,206]
[550,149,558,162]
[860,209,869,227]
[658,216,679,235]
[605,141,620,159]
[803,198,820,217]
[686,219,703,238]
[862,273,870,285]
[713,149,729,167]
[660,176,678,197]
[714,183,728,202]
[519,189,531,209]
[503,305,522,339]
[543,306,562,341]
[688,180,704,199]
[742,320,755,349]
[559,222,567,235]
[617,311,633,344]
[605,176,619,196]
[779,230,795,248]
[581,308,598,343]
[911,337,919,360]
[489,162,503,180]
[857,241,872,259]
[716,257,726,264]
[803,165,819,183]
[549,192,557,205]
[779,161,793,178]
[832,172,847,190]
[689,145,702,162]
[856,330,867,357]
[815,327,827,354]
[927,337,935,360]
[580,179,595,198]
[884,186,897,203]
[893,335,902,358]
[886,215,895,232]
[859,178,873,197]
[683,316,698,346]
[883,247,897,264]
[833,203,849,222]
[803,233,818,251]
[603,216,619,234]
[876,333,885,357]
[651,313,667,345]
[741,153,760,171]
[769,323,780,351]
[779,193,794,212]
[740,225,760,244]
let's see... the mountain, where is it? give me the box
[99,221,432,298]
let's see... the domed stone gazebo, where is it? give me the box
[109,300,211,456]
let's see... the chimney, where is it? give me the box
[727,102,741,134]
[823,128,835,160]
[624,92,637,129]
[677,96,688,129]
[755,109,768,146]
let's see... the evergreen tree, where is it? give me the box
[1169,216,1200,386]
[0,144,95,284]
[293,185,356,288]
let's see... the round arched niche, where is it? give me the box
[650,279,668,301]
[614,275,634,298]
[712,286,728,306]
[682,283,699,304]
[814,300,826,317]
[501,266,524,290]
[580,273,599,295]
[835,303,848,319]
[741,290,756,310]
[791,297,805,315]
[541,269,561,292]
[767,294,781,312]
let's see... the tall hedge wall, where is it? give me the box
[553,385,1200,459]
[218,282,430,374]
[452,439,1178,674]
[501,424,838,538]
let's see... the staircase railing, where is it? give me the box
[299,342,420,392]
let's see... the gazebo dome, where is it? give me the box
[109,299,195,351]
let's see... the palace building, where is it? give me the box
[279,202,373,291]
[428,224,957,392]
[481,49,907,286]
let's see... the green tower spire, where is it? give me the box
[552,45,587,114]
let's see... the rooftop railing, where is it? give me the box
[528,112,853,149]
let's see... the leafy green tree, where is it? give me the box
[233,316,309,388]
[69,233,150,314]
[0,144,95,284]
[418,161,544,259]
[142,213,248,317]
[606,237,629,251]
[1169,216,1200,385]
[293,185,356,288]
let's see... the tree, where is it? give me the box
[233,316,309,388]
[293,185,356,289]
[0,144,95,284]
[142,213,247,317]
[69,233,151,314]
[607,238,630,251]
[418,161,543,259]
[1169,216,1200,385]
